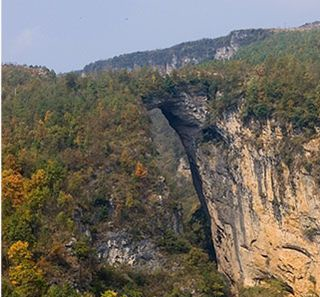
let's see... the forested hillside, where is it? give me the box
[2,26,320,297]
[2,65,228,297]
[235,28,320,64]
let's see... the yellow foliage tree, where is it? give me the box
[8,241,32,263]
[101,290,118,297]
[8,241,46,297]
[27,169,47,190]
[44,110,53,123]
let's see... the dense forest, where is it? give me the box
[2,27,320,297]
[2,65,229,297]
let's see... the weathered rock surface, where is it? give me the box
[199,115,320,296]
[144,89,320,296]
[95,231,163,269]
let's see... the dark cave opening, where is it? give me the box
[148,106,217,262]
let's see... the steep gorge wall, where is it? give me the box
[198,115,320,296]
[144,90,320,296]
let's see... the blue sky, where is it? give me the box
[3,0,320,73]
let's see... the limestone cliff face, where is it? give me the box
[144,90,320,296]
[199,116,320,296]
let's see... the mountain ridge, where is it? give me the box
[82,21,319,74]
[83,28,271,73]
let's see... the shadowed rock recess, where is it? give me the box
[142,87,320,296]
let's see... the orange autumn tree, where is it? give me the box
[134,161,147,178]
[2,169,25,207]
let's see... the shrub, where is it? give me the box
[240,279,291,297]
[46,284,81,297]
[73,240,92,260]
[157,231,191,254]
[101,290,118,297]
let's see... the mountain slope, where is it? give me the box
[2,65,228,297]
[2,22,320,297]
[235,28,320,64]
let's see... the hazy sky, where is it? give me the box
[3,0,320,73]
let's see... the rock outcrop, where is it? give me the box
[144,88,320,296]
[96,231,163,269]
[83,29,271,74]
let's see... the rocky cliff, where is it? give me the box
[143,87,320,296]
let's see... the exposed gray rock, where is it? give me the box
[96,231,163,269]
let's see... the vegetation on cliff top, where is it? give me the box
[235,29,320,64]
[141,29,320,133]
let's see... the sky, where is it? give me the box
[3,0,320,73]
